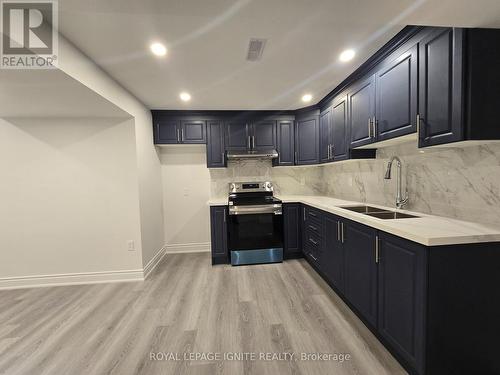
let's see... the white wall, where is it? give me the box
[57,35,165,266]
[0,117,143,281]
[160,146,211,251]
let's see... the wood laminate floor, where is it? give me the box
[0,253,407,375]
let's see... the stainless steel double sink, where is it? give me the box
[340,205,420,219]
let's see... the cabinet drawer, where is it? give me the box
[305,230,322,249]
[304,206,322,225]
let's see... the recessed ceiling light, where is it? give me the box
[180,92,191,102]
[150,42,167,57]
[339,49,355,62]
[302,94,313,103]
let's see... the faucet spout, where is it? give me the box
[385,156,409,209]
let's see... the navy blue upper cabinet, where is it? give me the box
[225,121,249,150]
[295,110,319,165]
[206,120,226,168]
[155,118,179,144]
[343,219,378,327]
[348,75,376,148]
[418,28,463,147]
[375,45,418,141]
[251,120,276,150]
[331,95,349,161]
[275,120,295,166]
[378,232,426,375]
[180,120,207,144]
[153,113,206,145]
[319,108,333,163]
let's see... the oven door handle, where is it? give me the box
[229,204,282,215]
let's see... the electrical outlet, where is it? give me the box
[127,240,135,251]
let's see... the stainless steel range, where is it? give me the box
[227,182,283,266]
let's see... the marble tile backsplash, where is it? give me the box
[209,141,500,228]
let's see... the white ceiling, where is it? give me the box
[57,0,500,110]
[0,69,130,118]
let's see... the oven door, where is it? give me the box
[228,209,283,265]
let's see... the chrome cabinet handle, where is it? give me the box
[252,136,255,149]
[181,128,184,141]
[223,208,226,223]
[247,136,251,149]
[295,151,298,164]
[330,145,334,159]
[375,235,379,263]
[309,238,318,246]
[341,222,345,243]
[337,221,341,241]
[310,253,318,261]
[417,114,424,140]
[177,128,181,142]
[308,224,318,232]
[368,118,372,138]
[372,116,377,138]
[303,208,306,222]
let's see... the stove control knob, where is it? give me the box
[266,182,273,189]
[230,183,236,191]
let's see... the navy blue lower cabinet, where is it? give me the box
[283,204,302,259]
[342,220,378,327]
[209,206,228,264]
[322,213,344,293]
[377,232,426,375]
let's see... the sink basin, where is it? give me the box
[341,205,387,214]
[366,211,420,219]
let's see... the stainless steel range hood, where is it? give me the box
[226,150,278,160]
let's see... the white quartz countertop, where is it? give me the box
[276,195,500,246]
[207,197,228,206]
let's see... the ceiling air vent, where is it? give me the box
[246,38,267,61]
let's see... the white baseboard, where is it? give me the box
[0,269,144,290]
[164,242,211,254]
[143,245,168,279]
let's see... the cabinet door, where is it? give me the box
[378,233,426,375]
[349,75,376,148]
[206,121,226,168]
[322,214,344,293]
[319,108,332,163]
[155,119,179,144]
[295,117,319,165]
[332,95,349,161]
[283,204,302,258]
[251,120,276,150]
[180,120,206,144]
[276,120,295,166]
[343,220,378,327]
[375,45,418,141]
[225,121,249,150]
[419,28,464,147]
[210,206,228,264]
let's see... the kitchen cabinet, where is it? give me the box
[375,45,418,141]
[378,232,426,375]
[283,203,302,259]
[225,121,249,150]
[302,205,323,265]
[418,27,500,147]
[275,120,295,166]
[348,75,376,148]
[180,120,207,143]
[343,219,378,327]
[322,213,344,292]
[252,120,276,150]
[225,119,276,151]
[154,118,179,144]
[152,113,206,144]
[319,107,333,163]
[295,110,320,165]
[418,28,463,147]
[206,120,226,168]
[331,94,349,161]
[210,206,228,264]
